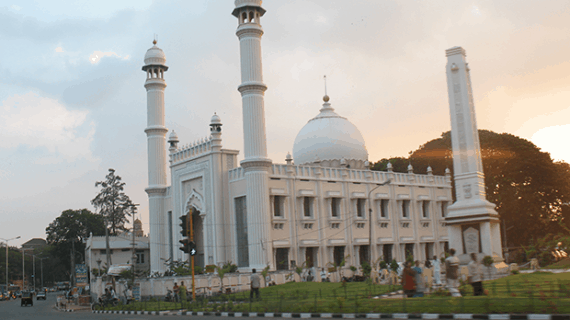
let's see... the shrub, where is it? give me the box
[361,261,371,277]
[390,259,399,272]
[379,260,387,270]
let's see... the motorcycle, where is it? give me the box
[164,289,173,302]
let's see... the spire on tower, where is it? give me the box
[323,75,329,102]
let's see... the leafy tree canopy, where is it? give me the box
[91,168,137,234]
[371,130,570,248]
[45,208,106,275]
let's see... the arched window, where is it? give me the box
[249,11,254,23]
[242,12,247,24]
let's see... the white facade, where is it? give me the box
[145,1,454,274]
[84,232,150,277]
[444,46,503,263]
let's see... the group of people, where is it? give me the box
[172,281,188,302]
[402,248,484,298]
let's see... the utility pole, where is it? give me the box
[70,238,76,288]
[32,255,35,291]
[368,179,391,266]
[1,236,21,290]
[189,207,196,301]
[129,204,140,287]
[21,248,32,290]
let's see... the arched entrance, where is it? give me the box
[185,189,205,268]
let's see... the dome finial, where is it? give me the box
[153,34,158,45]
[323,75,330,102]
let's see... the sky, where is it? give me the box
[1,0,569,247]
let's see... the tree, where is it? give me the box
[372,130,570,248]
[45,209,106,280]
[91,168,137,234]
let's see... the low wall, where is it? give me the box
[91,268,364,300]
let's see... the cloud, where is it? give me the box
[0,92,96,162]
[10,5,21,11]
[89,50,122,64]
[55,46,64,52]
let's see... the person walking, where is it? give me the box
[432,255,442,285]
[173,282,180,302]
[412,261,425,297]
[250,268,261,300]
[468,253,483,296]
[445,249,461,297]
[402,261,416,298]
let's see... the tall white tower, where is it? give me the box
[143,40,169,273]
[232,0,273,270]
[445,47,503,262]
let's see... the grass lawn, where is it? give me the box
[101,271,570,314]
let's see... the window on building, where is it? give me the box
[273,196,284,217]
[422,201,430,219]
[235,196,249,267]
[333,246,345,266]
[405,243,415,261]
[401,200,410,218]
[380,199,389,218]
[303,197,313,217]
[359,245,370,265]
[276,248,289,270]
[383,244,393,263]
[441,201,448,218]
[356,199,366,218]
[100,250,113,255]
[331,198,341,217]
[136,251,145,264]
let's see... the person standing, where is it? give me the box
[250,269,261,300]
[179,281,187,303]
[402,261,416,298]
[468,253,483,296]
[173,282,180,302]
[432,255,442,285]
[412,261,425,297]
[445,248,461,297]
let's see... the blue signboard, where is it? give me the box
[75,264,88,285]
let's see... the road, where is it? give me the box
[0,292,247,320]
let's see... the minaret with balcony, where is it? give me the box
[232,0,273,270]
[143,40,169,273]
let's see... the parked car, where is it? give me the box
[36,291,46,300]
[21,291,33,307]
[0,291,8,301]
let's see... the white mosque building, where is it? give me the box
[143,0,453,274]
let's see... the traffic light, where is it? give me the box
[179,214,188,237]
[179,239,197,255]
[179,238,190,253]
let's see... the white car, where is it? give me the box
[36,291,46,300]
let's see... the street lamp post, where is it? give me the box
[128,203,140,287]
[21,248,32,290]
[368,179,391,267]
[0,236,21,290]
[38,257,47,289]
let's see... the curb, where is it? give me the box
[91,311,570,319]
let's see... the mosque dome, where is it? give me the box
[144,40,166,66]
[292,96,368,169]
[211,113,222,125]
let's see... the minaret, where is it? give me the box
[232,0,273,270]
[445,47,503,262]
[143,40,169,273]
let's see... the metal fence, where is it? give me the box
[92,279,570,314]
